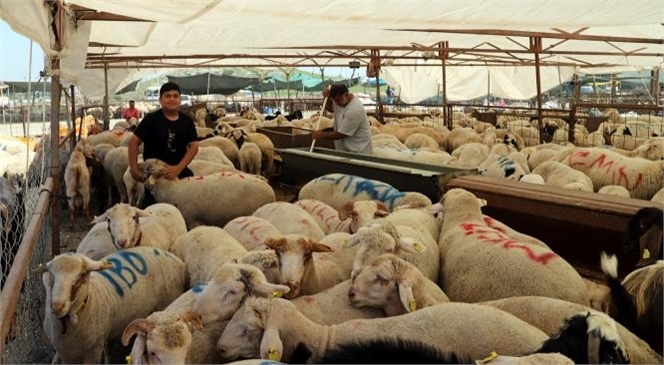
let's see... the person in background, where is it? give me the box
[128,82,199,206]
[386,86,395,104]
[122,100,141,122]
[312,84,372,155]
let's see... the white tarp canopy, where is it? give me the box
[1,0,662,100]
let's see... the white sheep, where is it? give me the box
[64,144,91,222]
[195,146,234,166]
[238,141,262,175]
[298,173,431,211]
[651,187,664,203]
[170,225,249,286]
[198,136,239,165]
[520,173,546,185]
[140,159,275,228]
[123,156,144,207]
[372,146,455,166]
[87,130,126,147]
[438,188,590,305]
[383,207,440,242]
[39,247,186,363]
[75,222,117,260]
[345,220,438,282]
[91,203,186,250]
[559,147,664,200]
[441,127,482,153]
[532,160,594,192]
[631,136,664,161]
[223,216,282,250]
[263,234,342,298]
[189,159,236,174]
[598,185,632,198]
[103,146,130,203]
[217,297,548,363]
[348,254,449,316]
[253,202,326,241]
[292,280,384,325]
[450,142,489,169]
[403,133,439,150]
[477,153,526,181]
[527,148,558,170]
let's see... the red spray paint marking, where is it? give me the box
[569,150,642,189]
[460,222,558,264]
[248,226,262,241]
[568,150,590,168]
[482,216,506,234]
[589,153,614,171]
[218,171,246,179]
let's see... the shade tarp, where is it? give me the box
[1,1,662,100]
[166,73,262,95]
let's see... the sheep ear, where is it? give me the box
[374,201,390,217]
[91,212,107,224]
[264,237,286,250]
[338,202,354,220]
[134,208,152,218]
[179,309,204,332]
[122,319,154,346]
[396,236,426,254]
[253,283,291,298]
[259,328,283,361]
[398,281,417,313]
[81,256,113,271]
[308,241,333,253]
[128,334,146,365]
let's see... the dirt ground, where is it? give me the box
[58,179,298,254]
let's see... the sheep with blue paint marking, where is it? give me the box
[140,159,275,228]
[39,247,186,364]
[559,147,664,199]
[439,188,589,305]
[298,173,431,212]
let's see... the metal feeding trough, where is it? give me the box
[278,147,477,202]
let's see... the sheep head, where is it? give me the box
[139,159,169,186]
[346,220,423,280]
[217,296,294,362]
[194,263,289,326]
[264,235,332,299]
[42,253,112,319]
[240,249,282,285]
[338,200,389,233]
[122,312,197,365]
[349,254,422,316]
[92,203,151,249]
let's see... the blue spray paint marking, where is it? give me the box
[320,174,405,210]
[191,283,207,293]
[496,155,517,177]
[98,251,148,297]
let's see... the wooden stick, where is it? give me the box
[309,96,329,153]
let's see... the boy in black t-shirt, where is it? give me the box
[128,82,199,205]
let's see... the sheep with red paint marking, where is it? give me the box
[39,247,186,364]
[253,202,326,241]
[298,173,431,212]
[140,159,275,228]
[295,199,390,235]
[223,216,282,250]
[559,147,664,200]
[198,136,239,166]
[348,254,449,316]
[438,188,589,304]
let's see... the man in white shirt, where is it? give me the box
[312,84,373,154]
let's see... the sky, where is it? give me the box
[0,20,45,82]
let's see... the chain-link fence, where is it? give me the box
[0,132,56,363]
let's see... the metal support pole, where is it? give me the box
[439,41,450,129]
[50,58,62,257]
[531,37,544,144]
[652,68,661,110]
[103,64,110,130]
[70,85,76,150]
[371,50,383,123]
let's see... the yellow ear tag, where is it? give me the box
[480,351,499,364]
[267,348,279,361]
[642,249,651,259]
[342,239,348,248]
[413,242,424,252]
[409,298,417,312]
[148,175,157,185]
[272,291,283,298]
[125,355,132,365]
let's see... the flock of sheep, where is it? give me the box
[0,105,663,364]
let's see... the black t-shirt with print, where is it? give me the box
[134,110,197,166]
